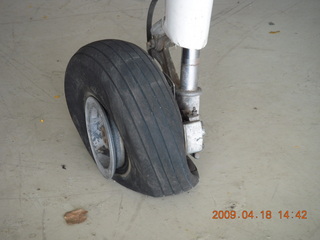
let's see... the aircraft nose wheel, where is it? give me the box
[65,40,199,197]
[85,96,125,179]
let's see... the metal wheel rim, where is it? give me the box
[85,96,121,178]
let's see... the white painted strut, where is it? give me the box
[163,0,214,50]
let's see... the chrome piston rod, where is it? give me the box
[180,48,200,91]
[177,48,202,118]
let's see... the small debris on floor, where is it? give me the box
[40,119,44,123]
[268,22,275,25]
[230,203,236,209]
[61,164,66,170]
[54,95,61,99]
[64,209,88,225]
[269,30,280,34]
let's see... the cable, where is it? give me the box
[146,0,158,42]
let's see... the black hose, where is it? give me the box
[146,0,158,42]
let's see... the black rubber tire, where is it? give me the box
[64,39,199,197]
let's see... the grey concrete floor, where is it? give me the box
[1,0,320,239]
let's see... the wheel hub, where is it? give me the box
[85,97,125,178]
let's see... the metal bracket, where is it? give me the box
[184,120,205,157]
[147,20,179,91]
